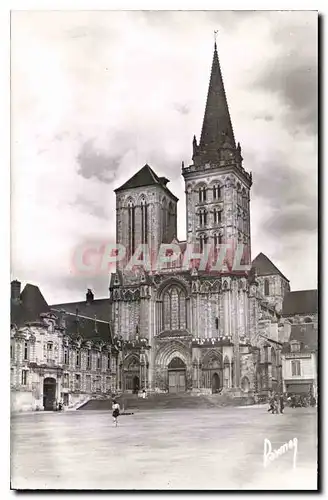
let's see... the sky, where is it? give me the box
[11,10,318,304]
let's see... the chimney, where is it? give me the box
[86,289,94,305]
[11,280,21,302]
[58,309,66,329]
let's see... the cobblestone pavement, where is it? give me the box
[11,406,317,490]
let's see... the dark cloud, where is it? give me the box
[73,194,108,220]
[265,207,317,237]
[253,158,317,238]
[253,158,316,208]
[254,19,317,134]
[76,139,123,184]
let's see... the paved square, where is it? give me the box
[11,406,317,490]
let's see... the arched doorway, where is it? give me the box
[132,376,140,394]
[168,357,186,393]
[241,376,250,393]
[124,356,140,393]
[43,377,56,411]
[212,373,220,394]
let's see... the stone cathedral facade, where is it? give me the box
[109,42,285,397]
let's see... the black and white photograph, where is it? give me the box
[9,9,318,491]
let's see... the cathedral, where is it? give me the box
[10,42,318,412]
[109,41,289,397]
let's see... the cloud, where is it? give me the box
[253,14,318,135]
[11,11,318,301]
[73,194,108,220]
[77,139,124,184]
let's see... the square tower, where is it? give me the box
[182,42,252,265]
[115,164,178,270]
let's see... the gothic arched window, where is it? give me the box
[162,198,167,242]
[127,200,135,257]
[199,208,207,227]
[213,233,222,248]
[140,198,148,244]
[199,234,208,252]
[198,186,207,202]
[213,208,222,225]
[264,279,270,296]
[213,184,221,200]
[162,286,187,331]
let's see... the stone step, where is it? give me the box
[78,392,255,411]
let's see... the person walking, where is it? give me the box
[279,393,285,414]
[112,399,120,427]
[268,395,275,414]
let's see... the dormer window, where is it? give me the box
[291,341,300,353]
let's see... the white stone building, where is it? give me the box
[109,42,286,397]
[281,323,317,397]
[11,281,119,411]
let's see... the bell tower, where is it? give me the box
[182,40,252,265]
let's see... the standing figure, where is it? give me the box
[279,394,284,414]
[112,400,120,427]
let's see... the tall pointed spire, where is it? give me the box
[199,39,235,154]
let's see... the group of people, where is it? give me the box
[267,391,317,413]
[267,393,285,414]
[288,393,316,408]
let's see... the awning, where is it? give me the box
[286,383,312,394]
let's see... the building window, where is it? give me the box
[291,342,301,353]
[199,209,207,227]
[63,373,69,388]
[64,348,69,365]
[199,234,208,252]
[213,185,221,200]
[87,350,91,369]
[76,350,80,367]
[215,317,219,330]
[264,279,270,296]
[198,186,207,202]
[86,375,91,392]
[140,198,148,245]
[107,352,111,370]
[21,370,28,385]
[75,374,81,390]
[23,341,28,360]
[97,353,101,369]
[162,285,187,331]
[128,201,135,257]
[291,360,301,376]
[213,233,222,247]
[47,342,53,362]
[213,209,222,225]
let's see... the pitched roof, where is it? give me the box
[252,252,289,282]
[114,164,178,201]
[63,312,112,343]
[51,298,110,323]
[281,323,317,354]
[282,290,318,316]
[199,42,235,151]
[11,283,50,328]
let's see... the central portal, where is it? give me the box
[168,357,186,393]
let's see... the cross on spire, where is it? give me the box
[214,30,218,49]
